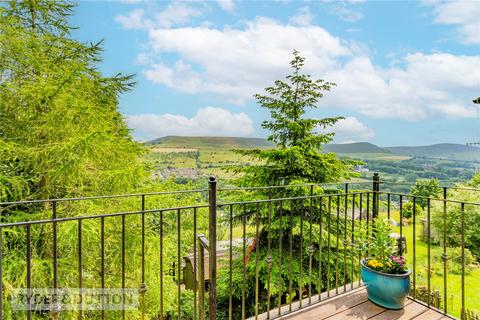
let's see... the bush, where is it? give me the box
[402,201,423,219]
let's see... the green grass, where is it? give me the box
[382,210,480,317]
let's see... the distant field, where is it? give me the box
[151,147,198,153]
[143,136,479,183]
[341,153,411,161]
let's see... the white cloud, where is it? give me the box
[154,2,203,28]
[121,15,480,121]
[321,117,375,143]
[126,107,254,139]
[426,0,480,44]
[217,0,235,12]
[289,7,314,26]
[116,9,146,30]
[116,2,203,30]
[329,4,363,22]
[143,17,350,104]
[322,53,480,120]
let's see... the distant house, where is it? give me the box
[354,165,370,173]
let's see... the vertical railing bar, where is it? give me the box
[141,195,146,320]
[351,193,355,290]
[366,193,370,256]
[358,193,362,287]
[278,200,283,315]
[308,186,313,304]
[266,197,272,320]
[427,199,431,308]
[399,195,403,256]
[318,197,323,302]
[288,199,293,312]
[198,239,205,320]
[193,207,198,320]
[26,224,31,320]
[78,220,83,319]
[343,185,348,293]
[335,195,340,295]
[52,200,59,319]
[387,193,391,220]
[101,216,105,320]
[299,199,304,309]
[242,204,246,320]
[208,177,217,320]
[255,202,260,319]
[461,202,465,320]
[159,210,164,320]
[412,196,417,299]
[327,196,331,298]
[442,187,448,314]
[122,214,126,320]
[177,209,181,320]
[372,173,379,219]
[228,205,233,320]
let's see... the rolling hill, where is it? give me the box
[322,142,390,154]
[384,143,480,161]
[147,136,274,149]
[146,136,480,161]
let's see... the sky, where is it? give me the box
[71,0,480,146]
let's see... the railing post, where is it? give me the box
[208,177,217,320]
[198,237,206,320]
[372,173,380,219]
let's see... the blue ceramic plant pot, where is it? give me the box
[361,259,411,310]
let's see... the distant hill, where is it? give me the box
[384,143,480,161]
[146,136,274,149]
[146,136,480,161]
[322,142,390,154]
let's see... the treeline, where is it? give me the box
[364,158,476,183]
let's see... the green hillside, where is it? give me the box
[147,136,274,149]
[385,143,480,161]
[322,142,390,154]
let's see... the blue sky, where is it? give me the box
[71,0,480,146]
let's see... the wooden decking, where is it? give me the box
[284,287,454,320]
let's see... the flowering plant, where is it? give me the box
[365,255,407,274]
[356,218,408,274]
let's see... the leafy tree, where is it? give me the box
[410,179,441,209]
[470,172,480,187]
[0,0,145,202]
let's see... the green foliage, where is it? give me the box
[402,201,423,219]
[470,172,480,187]
[228,50,355,187]
[430,175,480,257]
[215,51,358,318]
[355,218,408,274]
[410,179,441,208]
[0,0,145,202]
[430,247,476,276]
[355,218,395,262]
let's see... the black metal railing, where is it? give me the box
[0,174,479,319]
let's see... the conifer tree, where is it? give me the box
[0,0,145,201]
[231,50,354,187]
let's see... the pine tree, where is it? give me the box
[0,0,145,201]
[230,50,354,187]
[219,51,357,317]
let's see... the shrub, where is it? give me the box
[402,201,423,219]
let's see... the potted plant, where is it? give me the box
[356,218,411,309]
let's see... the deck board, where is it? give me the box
[280,288,454,320]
